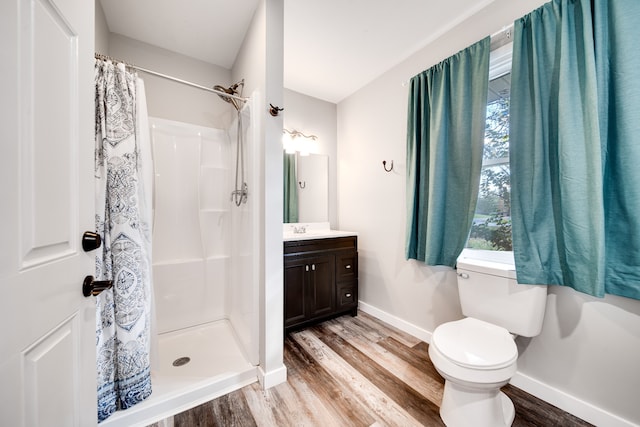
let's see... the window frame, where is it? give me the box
[484,42,512,169]
[462,42,513,260]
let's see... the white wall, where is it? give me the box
[513,287,640,426]
[337,0,640,426]
[94,0,109,54]
[283,89,338,228]
[108,33,234,129]
[233,0,287,389]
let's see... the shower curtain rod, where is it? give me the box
[94,53,248,102]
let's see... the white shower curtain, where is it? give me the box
[94,58,153,423]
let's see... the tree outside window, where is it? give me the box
[467,73,512,251]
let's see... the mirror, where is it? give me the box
[284,154,328,223]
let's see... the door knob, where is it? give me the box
[82,231,102,252]
[82,275,113,297]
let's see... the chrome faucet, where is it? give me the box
[293,225,307,234]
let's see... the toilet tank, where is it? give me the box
[456,256,547,337]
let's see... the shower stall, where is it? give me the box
[101,98,259,426]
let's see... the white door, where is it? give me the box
[0,0,96,425]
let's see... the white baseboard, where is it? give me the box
[358,300,637,427]
[358,301,432,344]
[510,372,638,427]
[258,363,287,389]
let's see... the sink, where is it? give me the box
[282,223,357,241]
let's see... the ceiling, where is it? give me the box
[100,0,497,104]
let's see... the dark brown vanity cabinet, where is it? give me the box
[284,236,358,331]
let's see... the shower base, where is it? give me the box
[100,319,257,427]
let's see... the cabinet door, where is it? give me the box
[284,259,308,327]
[307,255,335,318]
[284,254,336,329]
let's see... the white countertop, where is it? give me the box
[283,222,357,242]
[283,229,358,242]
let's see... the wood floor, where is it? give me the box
[151,311,593,427]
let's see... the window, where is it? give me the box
[467,43,513,252]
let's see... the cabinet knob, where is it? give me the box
[345,264,351,269]
[345,293,352,298]
[312,264,316,271]
[306,265,309,272]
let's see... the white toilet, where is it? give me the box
[428,256,547,427]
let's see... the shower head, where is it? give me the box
[213,79,244,111]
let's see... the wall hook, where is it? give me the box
[298,181,306,189]
[383,160,394,172]
[269,104,284,116]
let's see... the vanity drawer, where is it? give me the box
[336,251,357,280]
[337,282,357,309]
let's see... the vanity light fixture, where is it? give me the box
[283,128,318,156]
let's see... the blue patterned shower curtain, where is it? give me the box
[94,58,153,422]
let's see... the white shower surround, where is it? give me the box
[101,105,259,426]
[151,113,258,352]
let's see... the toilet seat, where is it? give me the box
[432,317,517,370]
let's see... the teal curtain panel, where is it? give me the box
[594,0,640,300]
[283,152,299,223]
[510,0,640,300]
[406,37,490,267]
[510,0,605,296]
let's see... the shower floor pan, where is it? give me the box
[100,319,257,427]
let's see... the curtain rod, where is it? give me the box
[401,24,515,87]
[490,24,514,40]
[94,53,248,102]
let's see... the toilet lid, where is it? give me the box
[432,317,518,370]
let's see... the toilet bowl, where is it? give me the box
[428,256,547,426]
[429,317,518,427]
